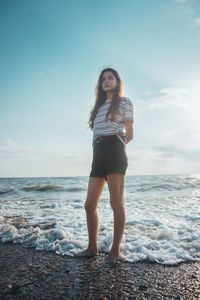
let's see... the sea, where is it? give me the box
[0,174,199,265]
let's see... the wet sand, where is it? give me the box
[0,243,199,299]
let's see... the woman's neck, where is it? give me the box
[106,91,114,100]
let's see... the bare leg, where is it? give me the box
[105,173,125,262]
[78,177,106,256]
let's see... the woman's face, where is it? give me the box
[102,71,117,93]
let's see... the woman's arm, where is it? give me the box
[124,121,134,144]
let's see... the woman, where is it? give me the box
[79,67,134,263]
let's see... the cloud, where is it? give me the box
[178,0,187,3]
[194,17,200,26]
[147,80,200,130]
[0,138,87,161]
[128,79,200,174]
[0,138,91,177]
[173,0,200,29]
[36,70,47,79]
[174,0,187,3]
[148,87,189,109]
[0,120,6,127]
[154,145,200,161]
[0,138,32,156]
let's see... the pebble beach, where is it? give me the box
[0,243,200,299]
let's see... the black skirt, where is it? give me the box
[89,135,128,181]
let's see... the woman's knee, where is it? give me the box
[84,201,97,213]
[110,197,124,211]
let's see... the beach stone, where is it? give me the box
[7,284,21,295]
[138,284,148,291]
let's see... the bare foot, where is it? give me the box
[76,248,99,257]
[104,253,125,263]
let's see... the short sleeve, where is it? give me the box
[123,97,134,123]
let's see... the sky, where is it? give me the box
[0,0,200,177]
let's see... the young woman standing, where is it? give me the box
[79,67,134,263]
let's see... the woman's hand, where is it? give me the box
[124,121,134,144]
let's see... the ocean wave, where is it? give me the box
[0,189,15,195]
[22,185,85,193]
[0,220,199,265]
[23,185,64,192]
[135,179,200,192]
[65,187,85,192]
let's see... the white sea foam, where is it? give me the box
[0,175,199,264]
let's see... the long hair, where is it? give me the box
[88,67,123,130]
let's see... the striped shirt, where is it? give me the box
[92,97,134,146]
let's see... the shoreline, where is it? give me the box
[0,243,199,299]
